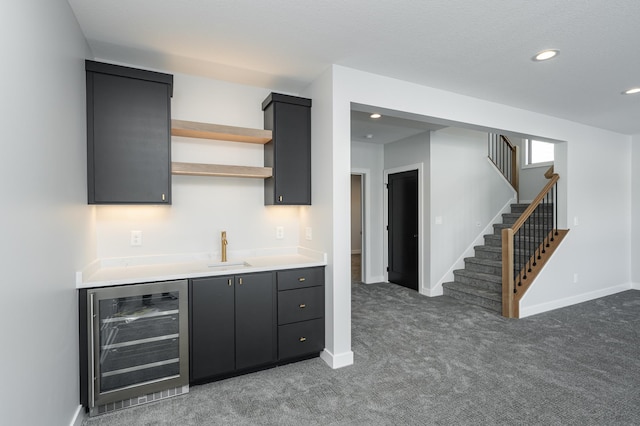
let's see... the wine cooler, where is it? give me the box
[81,280,189,416]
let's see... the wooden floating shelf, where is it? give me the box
[172,162,272,179]
[171,119,272,144]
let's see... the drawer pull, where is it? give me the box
[227,279,232,286]
[239,278,243,285]
[298,277,306,282]
[299,304,306,309]
[299,337,307,342]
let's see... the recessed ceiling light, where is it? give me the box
[533,49,559,61]
[622,87,640,95]
[370,113,381,119]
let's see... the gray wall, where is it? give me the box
[1,2,92,425]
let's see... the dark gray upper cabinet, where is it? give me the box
[86,60,173,204]
[262,93,312,205]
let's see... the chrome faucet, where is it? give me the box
[221,231,228,262]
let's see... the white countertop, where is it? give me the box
[77,247,326,289]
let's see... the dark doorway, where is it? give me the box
[387,169,418,291]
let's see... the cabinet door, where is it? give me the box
[235,272,277,370]
[263,95,311,205]
[190,276,235,382]
[87,64,172,204]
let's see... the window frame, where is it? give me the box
[523,138,554,169]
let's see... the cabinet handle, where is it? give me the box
[299,304,306,309]
[227,279,232,286]
[299,337,307,342]
[298,277,306,282]
[278,195,283,202]
[238,278,243,285]
[162,193,166,201]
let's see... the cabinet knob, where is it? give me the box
[299,337,307,342]
[298,277,306,282]
[299,304,306,309]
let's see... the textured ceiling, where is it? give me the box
[68,0,640,135]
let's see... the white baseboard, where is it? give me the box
[422,286,443,297]
[320,348,354,369]
[519,283,634,318]
[70,405,86,426]
[362,275,385,284]
[631,282,640,290]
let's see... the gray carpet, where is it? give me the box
[84,284,640,425]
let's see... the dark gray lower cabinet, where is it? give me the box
[189,272,276,383]
[276,267,325,361]
[189,267,324,385]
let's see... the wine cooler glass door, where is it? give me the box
[90,280,188,408]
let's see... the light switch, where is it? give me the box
[305,227,313,240]
[276,226,284,239]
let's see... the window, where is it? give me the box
[525,139,554,166]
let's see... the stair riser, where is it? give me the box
[510,204,554,214]
[484,236,548,248]
[474,249,501,261]
[443,288,502,313]
[465,261,501,276]
[493,225,553,235]
[502,215,554,225]
[453,273,501,292]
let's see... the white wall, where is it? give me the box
[1,2,92,425]
[351,141,385,283]
[384,132,431,293]
[94,73,302,260]
[301,67,354,369]
[632,134,640,288]
[430,127,515,293]
[327,65,631,340]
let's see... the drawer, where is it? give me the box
[277,267,324,291]
[278,286,324,325]
[278,318,324,360]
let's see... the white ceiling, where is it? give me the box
[68,0,640,135]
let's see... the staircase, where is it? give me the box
[442,202,551,314]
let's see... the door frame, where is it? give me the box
[384,163,424,295]
[351,168,369,283]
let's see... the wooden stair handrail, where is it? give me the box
[502,164,567,318]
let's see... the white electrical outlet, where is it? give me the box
[435,216,443,225]
[276,226,284,240]
[130,230,142,246]
[573,273,579,283]
[305,227,312,240]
